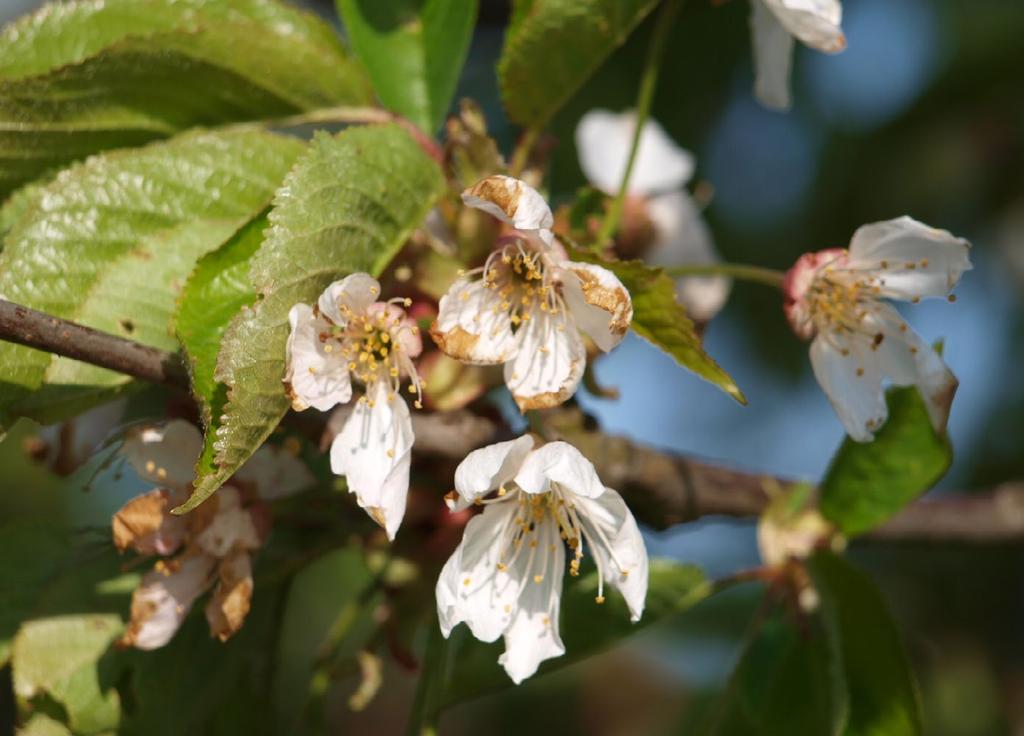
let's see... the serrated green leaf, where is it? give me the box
[336,0,477,133]
[819,387,952,537]
[180,124,444,512]
[12,615,124,734]
[0,130,305,429]
[811,552,923,736]
[443,559,709,705]
[0,0,371,196]
[498,0,661,127]
[273,547,377,732]
[175,215,268,478]
[574,255,744,403]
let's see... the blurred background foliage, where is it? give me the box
[2,0,1024,734]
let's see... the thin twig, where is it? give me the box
[0,299,188,389]
[663,262,786,289]
[596,0,684,245]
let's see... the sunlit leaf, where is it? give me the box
[336,0,477,132]
[819,387,952,537]
[498,0,661,127]
[0,130,305,430]
[0,0,371,196]
[175,215,268,478]
[181,124,444,512]
[573,254,745,403]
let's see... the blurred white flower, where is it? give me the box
[436,436,648,683]
[432,175,632,410]
[750,0,846,110]
[114,420,313,649]
[575,109,729,321]
[285,273,423,540]
[783,217,971,441]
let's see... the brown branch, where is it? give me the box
[0,299,188,389]
[1,298,1022,543]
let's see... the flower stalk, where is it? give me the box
[595,0,685,246]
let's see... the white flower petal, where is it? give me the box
[437,499,523,642]
[868,305,957,435]
[122,554,215,650]
[560,262,633,353]
[284,303,353,412]
[574,487,649,621]
[451,435,536,510]
[329,382,414,541]
[317,273,381,325]
[193,487,263,557]
[234,443,316,501]
[503,311,585,411]
[122,420,202,489]
[513,441,605,499]
[810,333,887,442]
[646,191,731,321]
[750,0,797,110]
[499,521,566,684]
[763,0,845,52]
[575,109,695,195]
[431,278,518,364]
[846,217,973,300]
[462,175,554,246]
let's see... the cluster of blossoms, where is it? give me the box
[276,174,649,681]
[113,420,312,648]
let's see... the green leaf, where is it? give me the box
[121,581,282,736]
[336,0,477,133]
[0,130,305,429]
[18,714,74,736]
[709,603,848,736]
[175,215,268,478]
[181,124,444,512]
[443,559,709,705]
[0,0,371,196]
[811,552,923,736]
[498,0,661,127]
[575,255,745,403]
[273,547,377,732]
[0,523,71,666]
[12,615,125,734]
[819,387,952,537]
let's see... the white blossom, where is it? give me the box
[575,109,729,321]
[750,0,846,110]
[285,273,423,539]
[784,217,972,441]
[114,420,313,649]
[431,175,633,411]
[436,436,648,683]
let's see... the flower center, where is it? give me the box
[320,300,423,408]
[472,240,565,330]
[476,482,631,605]
[806,272,877,336]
